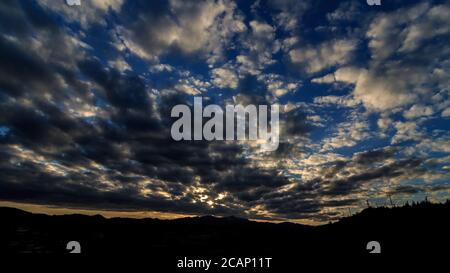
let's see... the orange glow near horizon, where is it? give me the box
[0,201,323,225]
[0,201,192,220]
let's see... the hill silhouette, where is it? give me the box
[0,201,449,269]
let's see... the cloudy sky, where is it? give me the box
[0,0,449,223]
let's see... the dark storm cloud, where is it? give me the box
[245,150,438,220]
[282,108,310,138]
[233,75,272,106]
[73,76,287,194]
[117,0,174,56]
[323,158,424,196]
[0,0,86,97]
[353,147,397,165]
[388,185,422,195]
[78,58,152,111]
[0,162,214,215]
[0,0,291,218]
[217,168,289,192]
[387,184,450,196]
[0,36,52,97]
[255,185,359,220]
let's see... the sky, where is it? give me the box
[0,0,449,223]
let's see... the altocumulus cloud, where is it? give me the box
[0,0,449,223]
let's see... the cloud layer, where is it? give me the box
[0,0,449,222]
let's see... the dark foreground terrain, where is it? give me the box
[0,201,449,270]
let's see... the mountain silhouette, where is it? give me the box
[0,201,448,269]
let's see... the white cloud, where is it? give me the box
[414,135,450,153]
[353,69,417,111]
[403,105,434,119]
[366,2,430,60]
[314,95,359,108]
[269,0,310,32]
[320,113,371,151]
[257,73,300,97]
[118,0,245,63]
[236,20,280,75]
[377,117,392,131]
[174,84,201,95]
[108,57,131,72]
[327,1,360,22]
[314,67,418,112]
[289,39,358,74]
[311,2,450,114]
[173,74,211,95]
[150,64,174,73]
[367,2,450,58]
[280,36,299,52]
[211,68,238,89]
[311,74,335,84]
[391,121,424,144]
[307,115,326,127]
[399,4,450,52]
[39,0,124,28]
[442,108,450,118]
[311,66,360,84]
